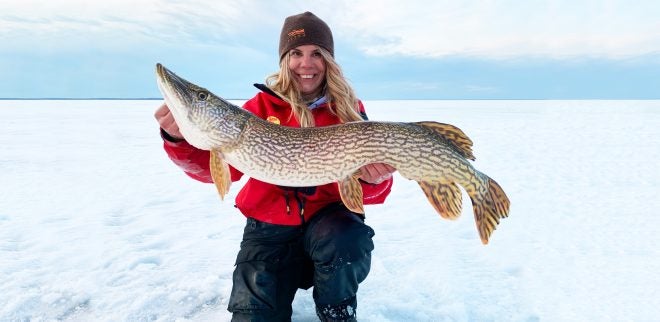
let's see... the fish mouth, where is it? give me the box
[156,63,193,107]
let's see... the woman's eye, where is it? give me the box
[197,91,208,100]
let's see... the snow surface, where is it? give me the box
[1,100,659,321]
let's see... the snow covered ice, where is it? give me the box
[1,99,659,321]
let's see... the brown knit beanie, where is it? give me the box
[279,11,334,60]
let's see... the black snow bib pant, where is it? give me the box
[228,202,375,322]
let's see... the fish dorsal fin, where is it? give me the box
[414,121,475,160]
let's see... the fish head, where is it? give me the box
[156,63,243,150]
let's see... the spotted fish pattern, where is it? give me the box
[156,64,510,244]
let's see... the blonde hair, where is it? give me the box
[265,47,363,127]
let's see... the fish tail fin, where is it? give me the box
[418,181,463,220]
[468,176,510,244]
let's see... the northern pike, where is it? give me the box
[156,63,510,244]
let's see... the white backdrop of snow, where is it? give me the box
[0,100,658,321]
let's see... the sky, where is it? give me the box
[1,0,659,99]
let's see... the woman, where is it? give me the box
[155,11,395,322]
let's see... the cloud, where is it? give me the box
[2,0,659,60]
[0,0,282,52]
[330,0,660,59]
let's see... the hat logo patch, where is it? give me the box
[287,28,305,40]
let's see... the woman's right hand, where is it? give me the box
[154,103,184,140]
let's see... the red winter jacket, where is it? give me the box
[161,84,393,225]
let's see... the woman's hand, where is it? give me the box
[154,103,184,140]
[359,163,396,184]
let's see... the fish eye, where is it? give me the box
[197,91,208,100]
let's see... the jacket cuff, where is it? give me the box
[160,128,185,143]
[361,176,394,205]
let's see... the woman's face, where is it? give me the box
[288,45,326,97]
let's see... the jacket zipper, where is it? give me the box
[284,191,291,215]
[295,191,306,225]
[284,188,306,225]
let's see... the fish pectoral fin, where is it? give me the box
[338,175,365,214]
[210,150,232,200]
[418,181,463,220]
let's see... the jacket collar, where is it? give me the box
[253,83,328,110]
[253,83,281,99]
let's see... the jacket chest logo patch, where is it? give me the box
[266,116,281,125]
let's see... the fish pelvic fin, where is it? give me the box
[414,121,475,161]
[210,150,232,200]
[418,181,463,220]
[469,177,510,245]
[338,172,365,214]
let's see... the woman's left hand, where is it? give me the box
[359,163,396,184]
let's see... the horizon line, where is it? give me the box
[2,97,659,101]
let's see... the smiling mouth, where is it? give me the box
[300,74,315,79]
